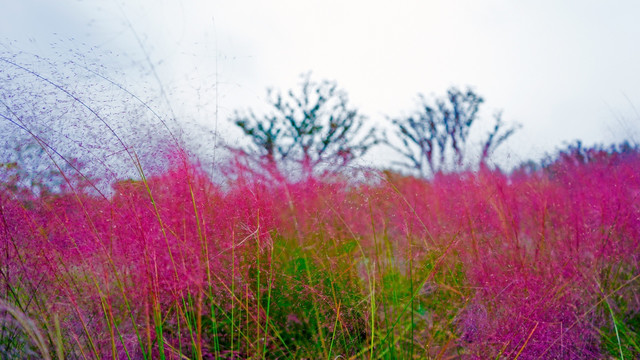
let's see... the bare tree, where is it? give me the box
[231,73,378,177]
[387,87,519,176]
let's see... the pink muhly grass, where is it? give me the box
[2,140,640,358]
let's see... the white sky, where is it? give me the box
[2,0,640,170]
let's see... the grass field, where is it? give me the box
[1,143,640,359]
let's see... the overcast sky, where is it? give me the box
[2,0,640,170]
